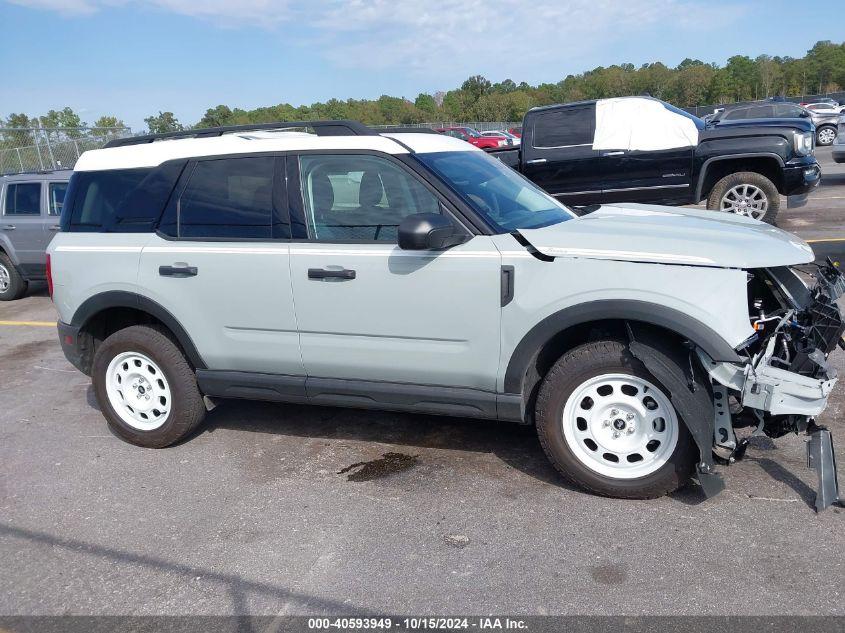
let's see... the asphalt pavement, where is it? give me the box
[1,149,844,618]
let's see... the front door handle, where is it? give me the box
[0,225,15,230]
[159,265,198,278]
[308,268,356,280]
[601,151,626,156]
[48,225,61,231]
[525,158,547,164]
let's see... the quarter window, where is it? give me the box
[178,157,276,239]
[298,154,441,242]
[48,182,67,216]
[4,182,41,215]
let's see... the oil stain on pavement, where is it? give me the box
[338,452,419,482]
[589,563,629,585]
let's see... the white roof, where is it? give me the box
[74,130,475,171]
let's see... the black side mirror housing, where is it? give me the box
[398,213,462,250]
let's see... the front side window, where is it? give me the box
[533,105,596,148]
[416,150,575,232]
[48,182,68,216]
[299,154,441,242]
[178,157,275,239]
[4,182,41,216]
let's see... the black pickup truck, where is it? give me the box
[488,97,821,224]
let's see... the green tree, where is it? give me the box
[91,115,127,140]
[414,93,437,116]
[2,113,34,147]
[39,107,85,139]
[460,75,491,103]
[144,111,184,134]
[196,105,234,128]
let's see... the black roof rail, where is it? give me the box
[104,120,377,148]
[376,126,440,134]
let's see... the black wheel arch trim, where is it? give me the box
[503,299,744,395]
[70,291,207,369]
[694,152,784,201]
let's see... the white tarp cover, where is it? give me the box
[593,97,699,151]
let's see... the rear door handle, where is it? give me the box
[308,268,356,280]
[159,265,198,278]
[48,225,61,231]
[601,151,625,156]
[526,158,547,164]
[0,225,15,230]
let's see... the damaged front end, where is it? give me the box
[697,259,845,511]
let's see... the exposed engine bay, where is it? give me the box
[696,259,845,511]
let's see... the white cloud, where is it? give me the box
[6,0,741,74]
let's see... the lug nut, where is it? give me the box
[626,413,634,421]
[602,420,610,427]
[612,431,620,439]
[610,409,618,416]
[626,426,635,434]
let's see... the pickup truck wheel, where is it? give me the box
[535,340,696,499]
[92,325,206,448]
[706,171,779,224]
[817,126,837,146]
[0,253,27,301]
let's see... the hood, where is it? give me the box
[517,203,815,269]
[705,117,815,134]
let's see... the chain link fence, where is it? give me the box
[0,127,133,175]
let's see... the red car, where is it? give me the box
[434,126,508,149]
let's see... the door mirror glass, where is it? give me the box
[398,213,461,250]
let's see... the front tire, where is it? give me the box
[535,340,696,499]
[706,171,780,224]
[817,126,837,146]
[92,325,206,448]
[0,253,28,301]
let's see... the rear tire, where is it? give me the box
[535,340,696,499]
[0,253,28,301]
[706,171,780,225]
[92,325,206,448]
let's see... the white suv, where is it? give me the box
[48,120,844,509]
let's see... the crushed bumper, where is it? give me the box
[697,261,844,510]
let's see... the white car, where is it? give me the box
[482,130,520,146]
[804,102,845,114]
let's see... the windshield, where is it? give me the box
[415,150,576,231]
[660,102,706,130]
[463,128,482,137]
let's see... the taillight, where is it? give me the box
[46,254,54,299]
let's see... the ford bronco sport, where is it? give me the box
[49,121,844,509]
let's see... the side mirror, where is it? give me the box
[398,213,462,250]
[800,111,811,118]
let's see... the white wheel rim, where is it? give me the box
[0,263,9,292]
[105,352,171,431]
[562,373,679,479]
[819,129,835,145]
[719,184,768,220]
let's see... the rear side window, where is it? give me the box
[4,182,41,215]
[64,162,185,232]
[533,105,596,148]
[175,157,276,240]
[48,182,67,216]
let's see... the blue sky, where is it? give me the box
[0,0,840,131]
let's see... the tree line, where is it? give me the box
[3,39,844,144]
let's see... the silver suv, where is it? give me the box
[716,101,841,146]
[48,121,844,509]
[0,170,70,300]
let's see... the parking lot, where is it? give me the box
[0,147,844,618]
